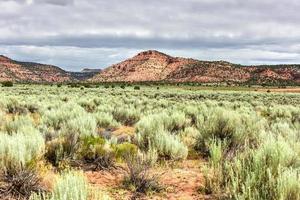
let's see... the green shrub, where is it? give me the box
[179,127,200,149]
[0,131,45,199]
[6,99,27,114]
[79,100,97,112]
[134,86,140,90]
[136,114,188,160]
[115,142,138,161]
[61,113,97,137]
[94,112,120,129]
[1,81,13,87]
[78,136,115,170]
[3,115,35,134]
[0,131,45,171]
[204,135,300,199]
[196,108,264,156]
[112,108,140,126]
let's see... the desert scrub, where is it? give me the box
[195,107,265,156]
[179,127,200,149]
[3,115,35,134]
[112,107,140,126]
[94,112,120,129]
[0,111,5,128]
[77,135,116,170]
[5,98,28,114]
[30,171,111,200]
[136,113,188,160]
[115,142,138,161]
[78,99,97,112]
[123,150,161,193]
[203,134,300,200]
[0,131,45,170]
[0,131,45,198]
[43,108,97,164]
[42,103,87,131]
[1,81,13,87]
[60,113,97,137]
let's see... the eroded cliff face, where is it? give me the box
[90,51,300,84]
[0,55,72,82]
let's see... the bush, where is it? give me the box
[6,99,27,114]
[112,108,140,126]
[79,100,97,112]
[203,135,300,199]
[42,103,85,131]
[0,131,45,199]
[115,142,138,161]
[0,168,44,199]
[123,150,161,193]
[61,113,97,137]
[134,86,140,90]
[136,114,188,160]
[1,81,13,87]
[3,115,35,134]
[0,132,45,171]
[195,108,264,156]
[44,138,65,167]
[94,112,120,129]
[78,136,115,170]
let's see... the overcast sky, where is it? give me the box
[1,0,300,71]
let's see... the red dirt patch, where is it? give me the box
[85,159,207,200]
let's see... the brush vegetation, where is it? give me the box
[0,84,299,199]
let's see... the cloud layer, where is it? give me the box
[1,0,300,70]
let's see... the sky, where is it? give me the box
[1,0,300,71]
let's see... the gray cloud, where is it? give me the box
[0,0,300,70]
[2,0,73,5]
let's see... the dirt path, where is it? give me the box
[85,159,206,200]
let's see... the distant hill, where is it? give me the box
[1,52,299,85]
[90,50,300,85]
[81,68,102,73]
[0,55,73,83]
[69,68,102,81]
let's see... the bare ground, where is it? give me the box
[85,159,207,200]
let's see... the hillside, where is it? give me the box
[0,55,73,83]
[69,68,102,81]
[91,50,300,85]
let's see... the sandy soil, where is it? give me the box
[85,159,207,200]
